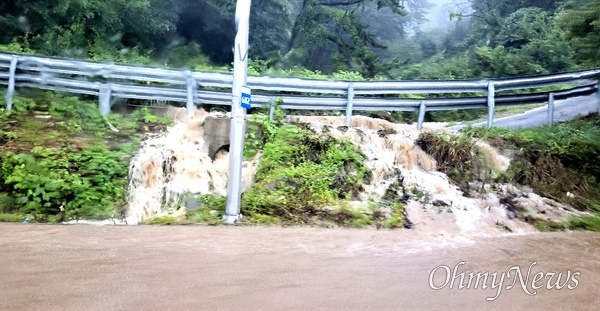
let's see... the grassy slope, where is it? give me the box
[0,90,171,222]
[2,90,598,231]
[471,114,600,231]
[169,113,406,228]
[423,114,600,231]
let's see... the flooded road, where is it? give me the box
[1,223,598,310]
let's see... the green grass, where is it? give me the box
[0,90,170,222]
[143,216,182,225]
[565,214,600,231]
[184,195,226,225]
[0,213,26,223]
[461,114,600,231]
[241,117,370,225]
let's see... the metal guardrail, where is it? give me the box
[1,52,599,129]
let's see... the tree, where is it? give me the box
[558,0,600,67]
[495,8,553,49]
[176,0,293,64]
[0,0,180,60]
[283,0,411,77]
[469,8,575,77]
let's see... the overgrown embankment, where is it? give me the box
[417,114,600,231]
[0,90,172,222]
[3,91,599,233]
[175,112,406,228]
[242,116,374,226]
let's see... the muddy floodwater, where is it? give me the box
[0,223,598,310]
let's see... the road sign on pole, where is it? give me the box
[224,0,252,224]
[241,86,252,109]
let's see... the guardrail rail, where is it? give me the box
[1,52,599,129]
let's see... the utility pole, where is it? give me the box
[223,0,251,224]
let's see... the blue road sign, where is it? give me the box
[241,86,251,109]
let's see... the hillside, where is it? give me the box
[3,90,598,232]
[0,90,172,222]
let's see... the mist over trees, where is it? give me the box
[0,0,598,79]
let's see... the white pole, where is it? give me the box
[224,0,251,224]
[5,56,18,111]
[547,92,554,126]
[597,81,600,115]
[487,82,495,129]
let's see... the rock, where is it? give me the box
[432,199,451,207]
[185,199,200,211]
[337,126,349,133]
[483,184,491,192]
[500,184,520,195]
[507,211,516,220]
[403,218,414,229]
[495,220,513,232]
[379,207,393,219]
[541,198,561,208]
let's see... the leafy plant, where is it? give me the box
[185,194,226,225]
[0,92,174,222]
[465,114,600,226]
[144,216,181,225]
[242,121,370,225]
[0,213,25,223]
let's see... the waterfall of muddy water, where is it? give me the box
[289,116,580,237]
[126,109,260,224]
[122,111,579,232]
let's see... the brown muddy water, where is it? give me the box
[0,223,598,310]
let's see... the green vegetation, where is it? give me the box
[420,114,600,231]
[185,194,227,225]
[240,108,384,226]
[465,114,600,212]
[416,131,500,192]
[2,0,598,124]
[2,0,597,79]
[0,90,170,222]
[0,213,25,223]
[0,0,599,231]
[565,214,600,231]
[144,215,182,225]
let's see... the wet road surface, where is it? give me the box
[1,224,599,310]
[449,93,599,130]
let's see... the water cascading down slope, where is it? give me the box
[126,111,580,235]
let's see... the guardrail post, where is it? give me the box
[345,83,355,127]
[596,81,600,115]
[487,82,495,129]
[417,101,426,131]
[5,56,18,111]
[547,92,555,126]
[269,101,275,121]
[99,84,112,116]
[185,71,196,117]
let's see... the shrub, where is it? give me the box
[242,121,370,224]
[464,114,600,211]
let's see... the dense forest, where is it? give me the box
[0,0,599,79]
